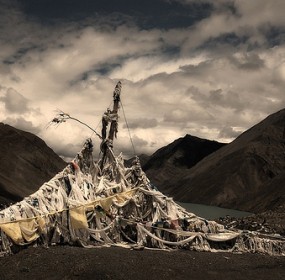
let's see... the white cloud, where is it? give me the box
[177,0,285,52]
[1,0,285,159]
[2,116,41,134]
[218,125,243,140]
[110,55,206,82]
[0,88,29,113]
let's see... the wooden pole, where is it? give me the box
[108,81,121,142]
[100,81,122,170]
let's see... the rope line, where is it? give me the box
[0,188,138,226]
[120,100,136,156]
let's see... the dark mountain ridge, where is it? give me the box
[143,134,226,194]
[144,134,226,170]
[152,108,285,213]
[0,123,66,205]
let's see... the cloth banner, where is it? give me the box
[69,206,88,229]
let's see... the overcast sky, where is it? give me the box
[0,0,285,159]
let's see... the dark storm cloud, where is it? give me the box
[189,86,249,113]
[199,32,249,52]
[71,61,124,85]
[262,25,285,47]
[2,46,38,65]
[208,89,246,111]
[17,0,213,29]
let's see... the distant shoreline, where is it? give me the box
[177,202,252,220]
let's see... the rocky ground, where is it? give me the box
[0,245,284,280]
[218,205,285,236]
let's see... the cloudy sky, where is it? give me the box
[0,0,285,159]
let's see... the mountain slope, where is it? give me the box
[0,123,66,204]
[143,134,226,194]
[168,109,285,212]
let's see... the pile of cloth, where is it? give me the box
[1,139,285,257]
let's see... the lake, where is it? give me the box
[177,202,252,220]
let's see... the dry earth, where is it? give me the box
[0,245,284,280]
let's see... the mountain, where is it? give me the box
[0,123,66,205]
[142,134,226,194]
[157,109,285,213]
[3,107,285,215]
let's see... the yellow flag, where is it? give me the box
[0,222,24,244]
[69,206,88,229]
[19,219,39,242]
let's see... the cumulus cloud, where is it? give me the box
[218,125,244,140]
[113,134,150,158]
[124,118,158,129]
[229,53,265,71]
[0,0,285,159]
[0,88,29,113]
[176,0,285,54]
[2,116,41,134]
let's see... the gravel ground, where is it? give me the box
[0,245,285,280]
